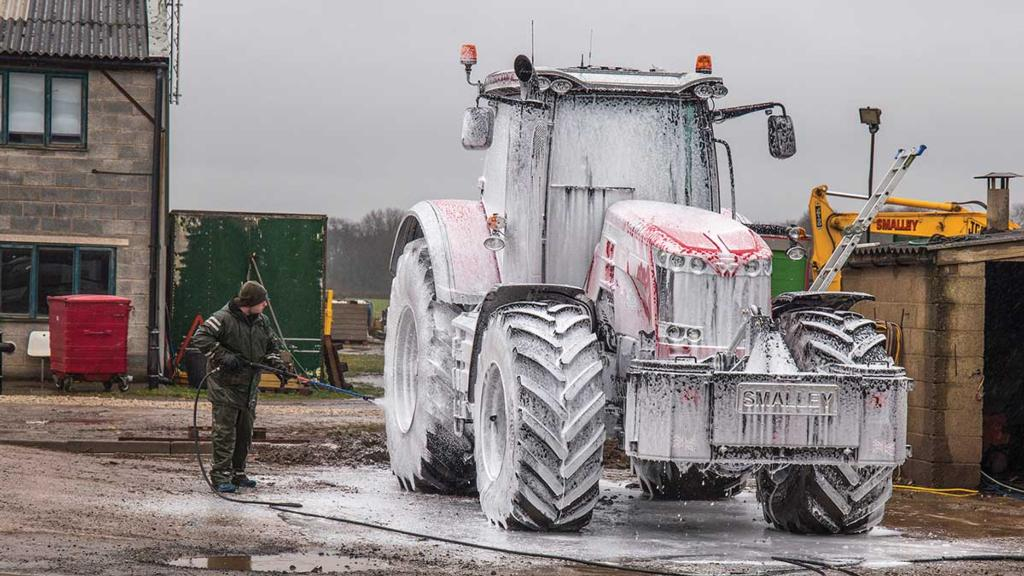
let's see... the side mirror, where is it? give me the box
[768,114,796,159]
[461,106,494,150]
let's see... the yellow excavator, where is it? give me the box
[808,184,1018,291]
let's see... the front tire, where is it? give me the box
[632,459,748,500]
[474,301,606,531]
[756,307,895,534]
[384,239,474,494]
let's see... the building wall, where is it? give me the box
[844,259,984,488]
[0,67,158,380]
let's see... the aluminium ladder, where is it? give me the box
[809,145,927,292]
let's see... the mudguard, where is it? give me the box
[390,200,500,305]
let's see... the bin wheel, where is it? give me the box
[116,375,130,393]
[57,376,73,393]
[103,380,114,392]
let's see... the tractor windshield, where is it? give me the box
[548,95,717,210]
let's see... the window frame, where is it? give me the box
[0,70,88,149]
[0,244,115,319]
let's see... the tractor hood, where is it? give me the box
[606,200,771,275]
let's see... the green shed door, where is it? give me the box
[771,250,807,297]
[171,213,326,374]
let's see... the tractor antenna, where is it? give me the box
[588,29,593,66]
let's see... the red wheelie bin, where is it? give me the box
[48,295,133,393]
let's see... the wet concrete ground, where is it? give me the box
[2,387,1024,575]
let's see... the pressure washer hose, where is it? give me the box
[190,369,1024,576]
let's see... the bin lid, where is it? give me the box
[47,295,131,305]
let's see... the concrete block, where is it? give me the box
[933,303,985,332]
[936,276,985,305]
[930,330,985,359]
[54,203,86,219]
[940,263,986,278]
[908,379,932,409]
[923,355,984,385]
[0,202,23,216]
[901,354,926,382]
[8,216,40,232]
[902,328,929,357]
[943,408,983,436]
[102,219,135,235]
[117,205,149,221]
[907,431,982,464]
[0,186,40,201]
[71,218,104,235]
[56,172,88,187]
[22,202,54,217]
[931,463,981,489]
[22,171,56,186]
[902,458,932,486]
[0,168,25,184]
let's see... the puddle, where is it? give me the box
[169,552,390,573]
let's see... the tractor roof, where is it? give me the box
[482,65,725,97]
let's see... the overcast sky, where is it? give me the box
[170,1,1024,223]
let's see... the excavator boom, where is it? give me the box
[809,185,1017,290]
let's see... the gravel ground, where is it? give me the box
[2,386,1024,575]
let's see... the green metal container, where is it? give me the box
[770,250,808,296]
[170,211,327,373]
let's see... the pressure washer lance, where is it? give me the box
[245,360,377,403]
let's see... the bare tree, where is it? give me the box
[327,208,404,298]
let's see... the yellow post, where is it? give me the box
[323,289,333,336]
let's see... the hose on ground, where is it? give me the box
[191,369,1024,576]
[191,366,696,575]
[893,484,978,498]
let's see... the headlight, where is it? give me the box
[660,322,704,344]
[742,259,771,277]
[654,249,710,275]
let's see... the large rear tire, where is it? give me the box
[384,239,474,494]
[756,307,895,534]
[474,301,606,531]
[632,459,748,500]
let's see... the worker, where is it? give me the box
[192,281,290,493]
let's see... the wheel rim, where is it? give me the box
[480,364,508,482]
[393,306,419,434]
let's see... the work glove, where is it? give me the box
[220,353,246,373]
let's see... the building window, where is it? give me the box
[0,245,115,318]
[1,71,87,148]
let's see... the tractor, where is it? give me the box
[383,45,910,535]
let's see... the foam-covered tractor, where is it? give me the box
[383,45,910,535]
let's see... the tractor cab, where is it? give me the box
[460,50,795,291]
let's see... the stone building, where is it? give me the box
[0,0,171,383]
[844,231,1024,488]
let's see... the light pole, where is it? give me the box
[859,107,881,241]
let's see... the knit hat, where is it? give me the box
[237,281,268,307]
